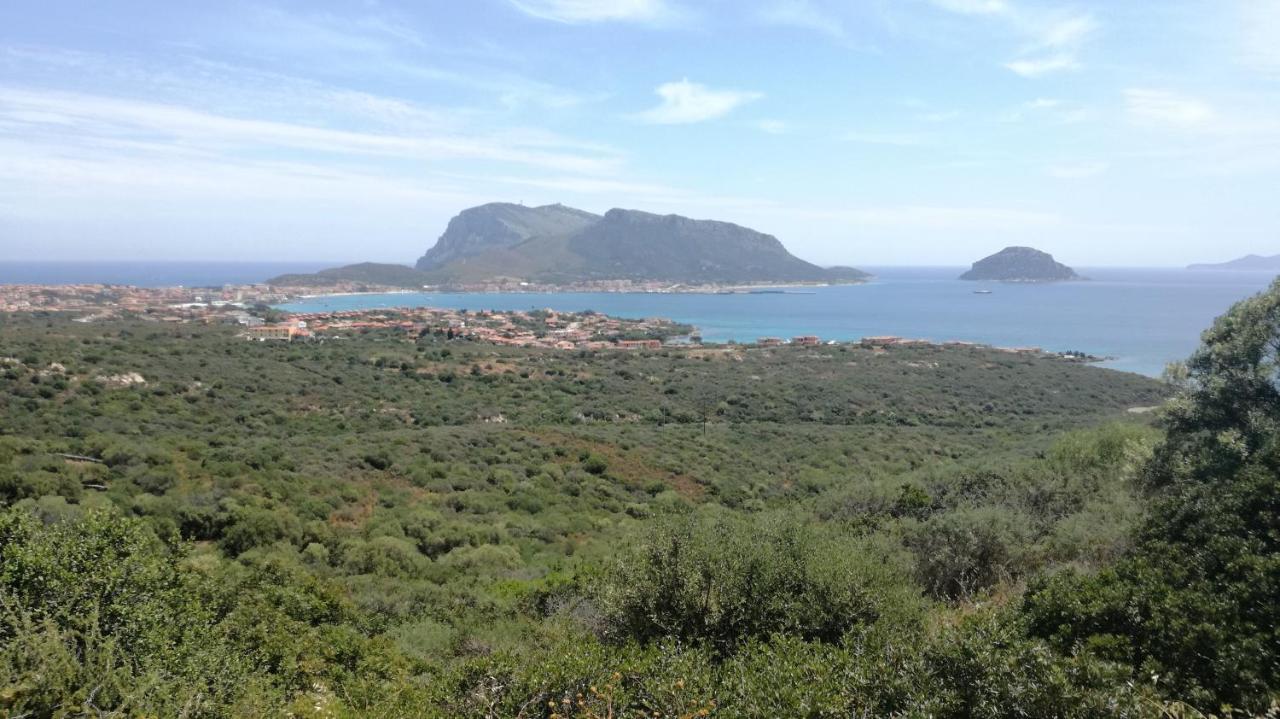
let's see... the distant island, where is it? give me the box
[959,246,1081,282]
[1187,254,1280,271]
[268,202,869,291]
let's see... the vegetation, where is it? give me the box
[1,281,1277,716]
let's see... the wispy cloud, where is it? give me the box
[1002,97,1094,124]
[756,0,846,39]
[1005,53,1077,77]
[1047,161,1109,179]
[637,79,762,124]
[508,0,683,24]
[1124,89,1215,129]
[840,130,932,146]
[781,204,1062,231]
[1239,0,1280,76]
[930,0,1095,78]
[0,86,624,176]
[929,0,1008,15]
[756,119,789,134]
[1004,11,1096,78]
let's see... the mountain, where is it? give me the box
[1187,254,1280,271]
[416,203,600,271]
[406,203,869,285]
[269,203,869,288]
[959,246,1081,282]
[267,262,429,287]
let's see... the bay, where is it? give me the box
[277,267,1278,377]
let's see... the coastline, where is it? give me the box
[276,279,869,302]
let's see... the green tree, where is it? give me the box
[1025,278,1280,712]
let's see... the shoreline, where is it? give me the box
[278,279,868,302]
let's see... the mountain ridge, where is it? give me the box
[269,202,869,287]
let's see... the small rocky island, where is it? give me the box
[959,246,1081,282]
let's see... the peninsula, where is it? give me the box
[959,246,1081,282]
[1188,253,1280,271]
[268,202,869,291]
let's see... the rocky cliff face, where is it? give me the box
[415,203,599,270]
[564,208,856,283]
[959,246,1080,282]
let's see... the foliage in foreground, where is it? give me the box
[4,279,1280,715]
[1025,278,1280,713]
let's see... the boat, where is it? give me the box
[972,289,993,294]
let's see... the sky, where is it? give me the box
[1,0,1278,267]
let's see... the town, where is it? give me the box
[0,281,1108,362]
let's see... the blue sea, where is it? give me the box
[275,267,1279,377]
[3,262,1275,377]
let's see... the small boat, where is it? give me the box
[972,289,993,294]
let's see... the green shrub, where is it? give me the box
[597,510,920,651]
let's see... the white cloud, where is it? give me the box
[1124,89,1216,129]
[0,86,625,175]
[929,0,1009,16]
[508,0,680,24]
[757,0,846,38]
[1239,0,1280,75]
[1003,97,1095,124]
[1047,161,1109,179]
[918,109,961,123]
[1003,12,1095,77]
[930,0,1096,78]
[781,204,1062,231]
[637,79,762,124]
[1035,14,1096,48]
[1005,53,1078,77]
[756,119,789,134]
[840,130,932,146]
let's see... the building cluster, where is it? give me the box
[751,334,1062,358]
[858,335,1048,356]
[756,335,822,347]
[273,306,688,349]
[0,283,291,320]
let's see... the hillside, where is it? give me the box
[1188,253,1280,271]
[960,246,1081,282]
[418,204,869,285]
[0,311,1179,714]
[267,262,429,287]
[271,202,869,288]
[416,202,600,271]
[412,203,869,285]
[7,287,1280,713]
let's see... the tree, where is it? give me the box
[1024,278,1280,712]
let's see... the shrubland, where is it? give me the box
[0,283,1275,716]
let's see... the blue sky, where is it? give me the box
[1,0,1277,266]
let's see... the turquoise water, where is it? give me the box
[276,267,1278,377]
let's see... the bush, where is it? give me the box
[596,511,920,651]
[907,506,1034,600]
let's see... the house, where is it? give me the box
[792,335,820,346]
[860,336,902,348]
[247,322,310,341]
[617,339,661,350]
[757,337,784,347]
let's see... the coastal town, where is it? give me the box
[0,280,1105,361]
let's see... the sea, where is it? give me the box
[3,262,1276,377]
